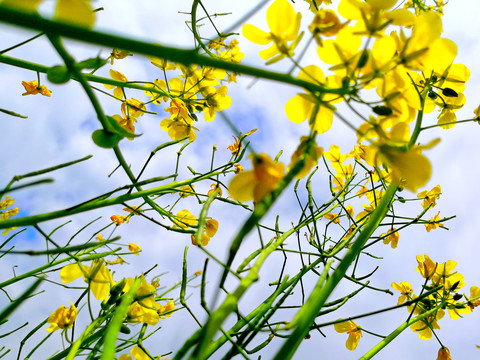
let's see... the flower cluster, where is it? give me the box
[0,195,19,235]
[391,254,479,342]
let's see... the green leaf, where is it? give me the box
[91,129,123,148]
[47,65,71,84]
[104,116,142,138]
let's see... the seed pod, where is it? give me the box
[357,49,369,69]
[373,105,393,116]
[453,293,463,301]
[120,325,131,334]
[442,88,458,97]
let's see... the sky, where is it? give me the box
[1,0,480,359]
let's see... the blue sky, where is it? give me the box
[1,0,480,359]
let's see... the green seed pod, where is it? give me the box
[372,105,393,116]
[442,87,458,97]
[120,325,131,334]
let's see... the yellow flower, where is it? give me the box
[60,260,113,300]
[191,218,219,246]
[178,185,195,198]
[21,80,51,97]
[118,346,152,360]
[129,243,142,255]
[157,300,175,319]
[334,320,362,351]
[111,113,136,138]
[234,164,244,173]
[228,154,285,203]
[0,195,19,235]
[144,79,168,105]
[285,66,336,134]
[242,0,302,63]
[200,86,231,122]
[468,286,480,311]
[365,142,431,193]
[110,49,132,64]
[324,212,340,224]
[55,0,95,28]
[147,54,176,71]
[205,219,219,237]
[349,144,367,161]
[425,211,443,232]
[287,136,323,179]
[3,0,95,27]
[191,233,210,246]
[161,98,197,142]
[381,228,400,249]
[207,184,222,197]
[437,347,452,360]
[309,9,346,45]
[111,214,128,225]
[122,98,146,119]
[227,128,257,156]
[417,185,441,210]
[416,254,437,279]
[474,105,480,120]
[46,302,77,332]
[409,308,445,340]
[391,281,413,305]
[104,69,128,99]
[125,275,161,325]
[173,209,197,229]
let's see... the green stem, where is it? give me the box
[0,169,227,229]
[0,54,168,96]
[101,278,141,360]
[0,7,351,96]
[359,306,441,360]
[0,277,43,323]
[0,249,118,289]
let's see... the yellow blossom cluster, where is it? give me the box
[391,254,479,344]
[173,209,219,246]
[0,195,19,235]
[243,0,469,194]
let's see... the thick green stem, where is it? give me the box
[359,306,441,360]
[0,7,352,96]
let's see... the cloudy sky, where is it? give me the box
[1,0,480,359]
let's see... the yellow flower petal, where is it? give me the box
[366,0,397,10]
[381,146,432,192]
[438,110,456,130]
[266,0,295,36]
[285,95,311,124]
[242,24,271,45]
[313,106,334,134]
[60,263,89,283]
[228,171,257,202]
[130,346,150,360]
[55,0,95,28]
